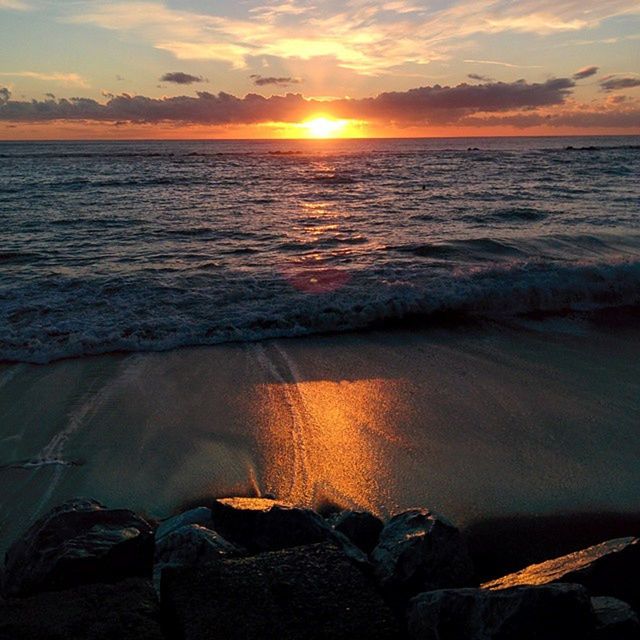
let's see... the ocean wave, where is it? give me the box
[462,207,548,224]
[2,257,640,364]
[563,144,640,151]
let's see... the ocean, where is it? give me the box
[1,136,639,363]
[0,136,639,554]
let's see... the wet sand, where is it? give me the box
[1,319,639,554]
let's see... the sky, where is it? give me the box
[0,0,639,139]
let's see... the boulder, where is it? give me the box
[482,537,640,611]
[155,507,212,541]
[209,497,329,552]
[331,510,384,554]
[591,596,640,640]
[209,497,370,568]
[407,583,594,640]
[3,498,154,597]
[0,578,164,640]
[161,542,401,640]
[371,508,475,602]
[154,524,241,590]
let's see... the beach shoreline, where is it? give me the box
[1,317,639,557]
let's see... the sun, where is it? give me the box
[304,117,348,138]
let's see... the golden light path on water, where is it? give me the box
[250,359,410,515]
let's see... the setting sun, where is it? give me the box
[304,117,348,138]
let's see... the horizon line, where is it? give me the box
[1,133,639,143]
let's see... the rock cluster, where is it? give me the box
[0,497,637,639]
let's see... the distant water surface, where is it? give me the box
[1,136,639,363]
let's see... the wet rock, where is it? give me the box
[0,578,164,640]
[162,542,401,640]
[332,510,384,554]
[210,497,335,552]
[154,524,241,590]
[482,537,640,611]
[407,583,594,640]
[591,596,640,640]
[155,507,212,541]
[371,508,475,602]
[3,498,154,597]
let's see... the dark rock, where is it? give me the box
[209,497,370,568]
[371,508,475,602]
[154,524,241,589]
[0,578,164,640]
[407,583,594,640]
[155,524,239,565]
[209,497,335,552]
[482,537,640,611]
[155,507,212,541]
[332,510,384,554]
[162,542,401,640]
[3,498,154,597]
[591,596,640,640]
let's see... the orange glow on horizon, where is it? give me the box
[266,115,367,139]
[304,117,348,138]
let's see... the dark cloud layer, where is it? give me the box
[573,66,599,80]
[345,79,575,122]
[160,72,206,85]
[250,75,302,87]
[600,76,640,92]
[0,77,594,127]
[468,73,493,82]
[462,107,640,129]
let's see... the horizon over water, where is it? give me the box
[1,135,639,363]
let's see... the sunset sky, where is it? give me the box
[1,0,639,138]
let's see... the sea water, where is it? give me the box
[1,136,639,363]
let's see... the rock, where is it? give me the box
[155,507,212,541]
[371,508,475,602]
[407,583,594,640]
[209,497,336,552]
[155,524,240,565]
[210,497,370,569]
[482,537,640,611]
[0,578,164,640]
[154,524,241,590]
[3,498,154,597]
[162,542,401,640]
[591,596,640,640]
[332,510,384,554]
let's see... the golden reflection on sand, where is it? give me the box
[252,376,409,515]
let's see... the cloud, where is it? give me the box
[0,0,31,10]
[464,59,542,69]
[606,94,629,105]
[250,75,302,87]
[0,77,576,126]
[462,104,640,129]
[468,73,493,82]
[573,65,599,80]
[63,1,640,74]
[0,87,10,105]
[600,75,640,92]
[160,72,206,85]
[0,71,89,87]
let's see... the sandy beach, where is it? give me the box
[1,317,638,555]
